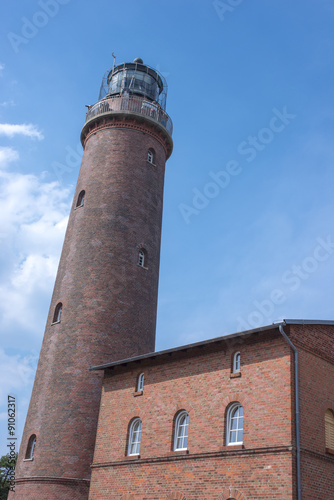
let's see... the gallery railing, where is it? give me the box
[85,95,173,136]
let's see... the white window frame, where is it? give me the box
[138,249,146,268]
[25,435,36,460]
[76,190,85,208]
[128,418,142,456]
[232,351,241,373]
[137,373,144,392]
[226,403,243,446]
[30,436,36,458]
[147,149,154,164]
[53,303,62,323]
[174,411,189,451]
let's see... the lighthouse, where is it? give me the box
[12,58,173,500]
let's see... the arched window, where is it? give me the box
[137,373,144,392]
[325,409,334,451]
[128,418,142,456]
[232,351,241,373]
[147,148,155,164]
[226,403,243,445]
[138,248,147,268]
[76,190,85,208]
[174,411,189,451]
[25,434,36,459]
[53,302,62,323]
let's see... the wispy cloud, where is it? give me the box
[0,123,44,140]
[0,147,19,168]
[0,100,16,108]
[0,63,4,74]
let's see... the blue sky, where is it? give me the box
[1,0,334,454]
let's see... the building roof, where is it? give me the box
[89,319,334,371]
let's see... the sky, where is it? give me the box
[1,0,334,455]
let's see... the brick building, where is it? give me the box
[89,320,334,499]
[11,58,334,499]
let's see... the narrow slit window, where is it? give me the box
[76,190,85,208]
[138,249,147,268]
[53,302,62,323]
[147,149,155,164]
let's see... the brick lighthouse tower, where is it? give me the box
[12,58,173,500]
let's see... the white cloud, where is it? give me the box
[0,169,71,348]
[0,123,44,140]
[0,63,4,73]
[0,350,37,404]
[0,147,19,168]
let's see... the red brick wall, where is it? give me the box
[89,333,295,499]
[11,119,169,500]
[300,452,334,499]
[12,479,89,500]
[294,335,334,498]
[89,453,294,500]
[281,324,334,498]
[288,323,334,364]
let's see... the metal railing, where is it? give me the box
[85,95,173,136]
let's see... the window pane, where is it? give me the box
[129,419,142,455]
[228,404,243,444]
[175,412,189,450]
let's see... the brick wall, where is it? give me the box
[289,324,334,499]
[89,331,295,499]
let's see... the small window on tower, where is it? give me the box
[25,434,36,460]
[147,149,155,164]
[76,190,85,208]
[52,303,62,324]
[138,249,147,268]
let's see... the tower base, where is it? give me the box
[9,477,90,500]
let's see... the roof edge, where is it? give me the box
[90,322,284,371]
[90,319,334,372]
[284,319,334,325]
